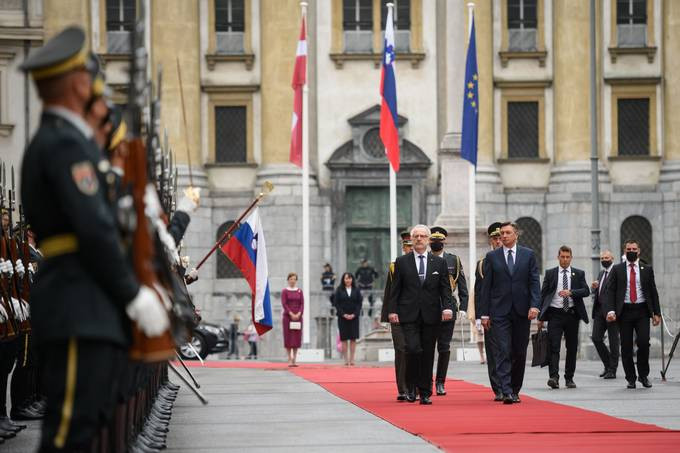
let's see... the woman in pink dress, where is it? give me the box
[281,272,304,366]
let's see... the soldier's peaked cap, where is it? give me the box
[20,26,89,81]
[488,222,502,237]
[430,226,448,240]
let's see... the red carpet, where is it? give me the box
[289,366,680,453]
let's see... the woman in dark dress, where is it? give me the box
[334,273,362,366]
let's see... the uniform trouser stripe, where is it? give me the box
[54,337,77,449]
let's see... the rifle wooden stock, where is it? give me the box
[125,138,176,362]
[0,235,19,340]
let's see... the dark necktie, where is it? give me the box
[418,255,425,284]
[629,264,637,303]
[562,269,570,311]
[599,270,608,296]
[507,250,514,275]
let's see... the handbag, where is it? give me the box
[531,329,550,367]
[289,321,302,330]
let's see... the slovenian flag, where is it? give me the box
[289,15,306,168]
[380,6,400,172]
[220,208,273,335]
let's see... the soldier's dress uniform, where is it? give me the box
[380,231,412,400]
[20,26,140,452]
[429,227,468,395]
[474,223,503,399]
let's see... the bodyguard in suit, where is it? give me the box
[388,225,454,405]
[19,26,168,451]
[381,231,413,401]
[429,226,468,396]
[474,223,503,400]
[537,246,590,389]
[590,250,619,379]
[605,239,661,389]
[480,221,541,404]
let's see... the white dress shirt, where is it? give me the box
[414,252,428,279]
[345,287,352,297]
[599,265,613,296]
[624,259,645,304]
[551,266,573,309]
[503,244,518,265]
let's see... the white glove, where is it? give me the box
[187,268,198,280]
[15,259,25,278]
[11,298,25,321]
[126,285,170,337]
[176,195,198,214]
[28,263,35,274]
[458,310,467,319]
[0,260,13,276]
[0,303,7,322]
[475,319,482,330]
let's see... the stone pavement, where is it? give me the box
[4,359,679,452]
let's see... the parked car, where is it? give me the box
[178,322,229,360]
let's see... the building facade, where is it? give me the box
[1,0,679,358]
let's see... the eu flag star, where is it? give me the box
[471,101,476,108]
[467,81,474,89]
[473,74,478,81]
[468,91,474,99]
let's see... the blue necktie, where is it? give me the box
[507,250,514,275]
[418,255,425,284]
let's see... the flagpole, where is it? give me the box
[300,1,311,345]
[387,2,397,262]
[467,3,476,333]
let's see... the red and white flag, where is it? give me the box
[289,16,307,168]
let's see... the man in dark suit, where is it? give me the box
[590,250,619,379]
[474,223,503,401]
[605,239,661,389]
[480,221,541,404]
[537,246,590,389]
[381,231,413,401]
[389,225,454,405]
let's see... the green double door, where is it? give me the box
[345,186,412,290]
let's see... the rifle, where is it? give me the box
[124,3,176,362]
[6,167,30,332]
[0,162,19,340]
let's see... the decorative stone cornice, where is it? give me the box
[205,53,255,71]
[329,51,425,69]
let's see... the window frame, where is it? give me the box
[215,0,245,33]
[501,87,546,160]
[207,0,253,59]
[620,215,653,265]
[611,84,656,157]
[214,105,248,164]
[610,0,654,48]
[516,217,543,273]
[330,0,424,68]
[206,89,254,165]
[500,0,545,53]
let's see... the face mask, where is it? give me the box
[430,242,444,252]
[625,251,638,262]
[600,260,612,269]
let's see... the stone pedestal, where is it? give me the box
[434,132,488,270]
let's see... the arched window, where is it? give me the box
[216,221,242,279]
[516,217,542,272]
[620,216,653,264]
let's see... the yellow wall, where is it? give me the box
[664,0,680,159]
[464,1,493,163]
[261,0,300,164]
[554,0,590,161]
[151,0,201,167]
[43,0,90,41]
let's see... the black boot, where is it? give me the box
[435,351,450,384]
[435,381,446,396]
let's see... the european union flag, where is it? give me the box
[461,16,479,167]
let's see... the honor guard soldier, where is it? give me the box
[429,226,469,396]
[474,223,503,401]
[380,231,413,401]
[19,26,168,452]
